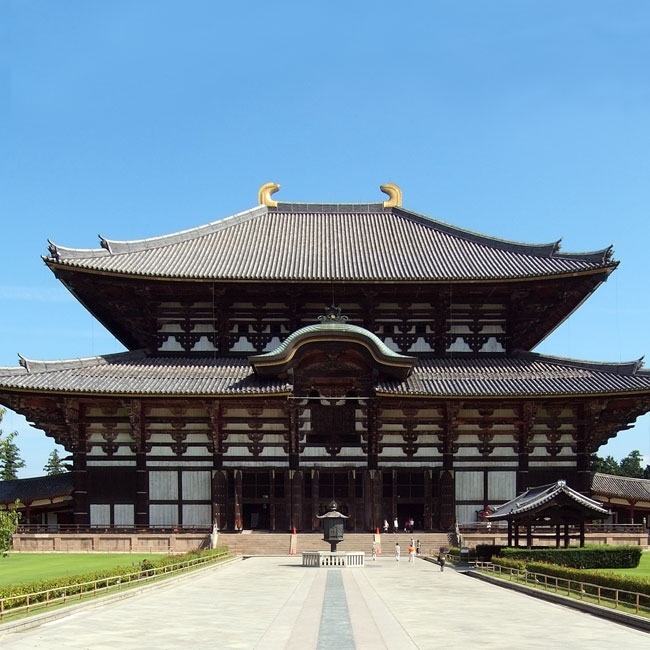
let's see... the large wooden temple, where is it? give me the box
[1,183,649,533]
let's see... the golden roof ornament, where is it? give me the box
[380,183,402,208]
[258,182,280,207]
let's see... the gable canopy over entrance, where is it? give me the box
[249,308,416,387]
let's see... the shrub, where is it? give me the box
[499,546,642,569]
[0,546,229,606]
[526,561,650,605]
[491,556,526,571]
[475,544,507,561]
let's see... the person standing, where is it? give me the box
[408,543,415,562]
[416,539,421,555]
[395,542,401,561]
[393,517,399,534]
[372,540,377,560]
[383,519,389,534]
[439,553,446,572]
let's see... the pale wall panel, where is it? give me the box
[182,471,211,500]
[183,504,212,527]
[150,504,179,526]
[114,504,135,527]
[455,471,484,501]
[149,471,178,500]
[488,471,516,501]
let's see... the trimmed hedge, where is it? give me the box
[475,544,507,561]
[0,547,228,607]
[499,545,642,569]
[491,556,526,571]
[525,562,650,605]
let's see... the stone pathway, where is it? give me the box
[1,556,647,649]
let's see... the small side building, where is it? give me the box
[0,474,73,528]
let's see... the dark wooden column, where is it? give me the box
[578,401,606,493]
[517,402,536,493]
[311,470,319,530]
[233,470,243,530]
[290,469,303,532]
[424,469,433,530]
[63,399,89,527]
[365,401,379,471]
[207,401,227,529]
[286,402,300,470]
[438,404,459,530]
[212,470,228,530]
[127,400,150,528]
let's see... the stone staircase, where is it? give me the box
[216,531,453,556]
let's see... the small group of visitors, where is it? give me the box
[382,517,416,533]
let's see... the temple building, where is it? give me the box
[1,182,649,532]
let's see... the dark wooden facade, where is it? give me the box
[1,191,649,531]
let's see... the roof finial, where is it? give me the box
[258,182,280,207]
[380,183,402,208]
[318,306,349,324]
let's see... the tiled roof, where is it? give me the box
[591,473,650,501]
[487,480,609,519]
[0,474,73,505]
[45,203,615,282]
[0,350,648,398]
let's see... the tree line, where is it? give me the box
[0,408,68,480]
[591,449,650,479]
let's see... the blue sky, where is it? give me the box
[1,1,649,476]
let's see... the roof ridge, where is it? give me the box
[514,350,644,375]
[16,349,148,374]
[47,205,268,259]
[392,207,615,263]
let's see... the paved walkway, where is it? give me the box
[1,556,647,649]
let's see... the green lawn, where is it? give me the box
[592,551,650,578]
[0,553,157,587]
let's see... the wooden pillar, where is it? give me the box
[234,470,243,530]
[212,470,228,530]
[290,470,303,532]
[517,403,536,493]
[365,401,378,471]
[311,470,319,530]
[555,523,561,548]
[526,521,533,549]
[579,520,585,547]
[63,399,89,528]
[439,404,459,530]
[563,522,569,548]
[128,400,149,529]
[423,470,433,530]
[348,470,356,531]
[513,522,520,547]
[507,520,513,547]
[286,402,300,471]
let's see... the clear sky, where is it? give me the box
[1,1,649,477]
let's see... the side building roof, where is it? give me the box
[45,201,616,282]
[591,473,650,501]
[0,474,73,505]
[0,350,649,398]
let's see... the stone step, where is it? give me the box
[216,532,453,556]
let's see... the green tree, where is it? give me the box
[43,449,69,475]
[590,453,621,475]
[0,409,26,480]
[0,502,20,556]
[619,450,644,478]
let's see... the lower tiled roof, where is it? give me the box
[591,473,650,500]
[0,474,73,505]
[0,351,649,397]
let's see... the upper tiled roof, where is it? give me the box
[45,202,615,282]
[487,480,608,518]
[591,473,650,501]
[0,474,73,505]
[0,350,648,398]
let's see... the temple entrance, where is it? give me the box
[396,503,425,531]
[242,502,270,530]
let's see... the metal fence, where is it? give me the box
[472,561,650,617]
[0,549,229,623]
